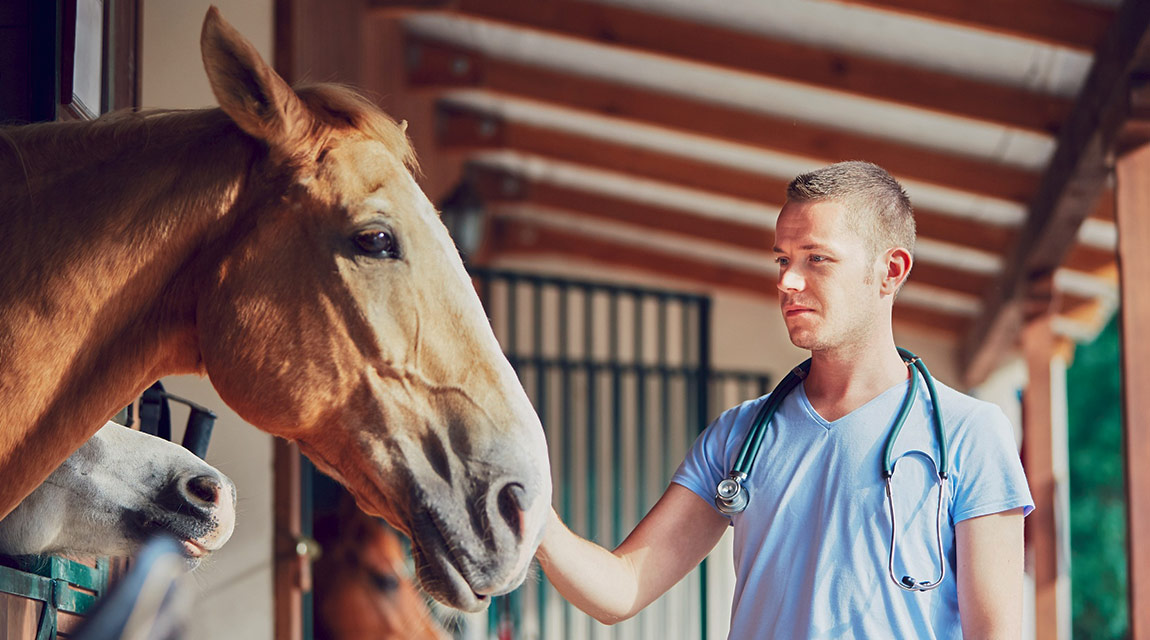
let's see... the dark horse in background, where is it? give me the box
[0,6,550,610]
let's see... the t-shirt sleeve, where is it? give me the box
[671,399,760,520]
[948,402,1035,523]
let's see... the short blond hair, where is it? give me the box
[785,161,915,261]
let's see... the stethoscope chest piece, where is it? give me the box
[714,472,749,514]
[713,348,950,592]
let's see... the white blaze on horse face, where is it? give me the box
[0,422,236,565]
[296,138,553,610]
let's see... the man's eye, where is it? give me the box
[810,255,826,263]
[775,257,789,266]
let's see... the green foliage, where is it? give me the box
[1066,314,1127,639]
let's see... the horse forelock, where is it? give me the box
[293,84,419,173]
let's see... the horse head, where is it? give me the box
[314,496,450,640]
[0,422,236,568]
[193,9,550,609]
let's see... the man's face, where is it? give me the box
[773,199,885,352]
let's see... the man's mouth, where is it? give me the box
[783,305,815,317]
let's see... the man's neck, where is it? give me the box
[802,336,910,423]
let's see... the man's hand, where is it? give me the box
[535,484,729,625]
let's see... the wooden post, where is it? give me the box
[1021,272,1068,640]
[273,439,306,640]
[1116,141,1150,640]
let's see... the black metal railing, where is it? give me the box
[472,268,768,640]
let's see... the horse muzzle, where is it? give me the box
[131,470,238,566]
[406,474,549,611]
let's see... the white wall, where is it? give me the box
[141,2,276,638]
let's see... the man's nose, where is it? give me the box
[778,267,804,292]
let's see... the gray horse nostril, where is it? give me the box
[186,475,221,505]
[497,483,528,539]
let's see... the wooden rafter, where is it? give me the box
[439,104,1114,278]
[467,163,1098,318]
[377,0,1071,133]
[468,164,773,252]
[959,0,1150,386]
[832,0,1113,52]
[405,36,1040,202]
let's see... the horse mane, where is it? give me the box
[294,84,419,173]
[0,83,417,174]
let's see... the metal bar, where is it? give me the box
[558,281,573,639]
[657,295,670,640]
[659,296,671,482]
[635,293,648,521]
[585,286,598,543]
[696,297,712,640]
[507,273,519,357]
[610,291,623,547]
[532,278,548,638]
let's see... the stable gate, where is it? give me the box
[472,268,769,640]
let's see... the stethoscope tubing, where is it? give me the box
[715,347,951,592]
[885,455,948,592]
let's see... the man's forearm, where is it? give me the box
[535,509,643,625]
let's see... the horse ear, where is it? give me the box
[200,6,309,150]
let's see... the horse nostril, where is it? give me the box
[185,475,221,505]
[497,482,529,539]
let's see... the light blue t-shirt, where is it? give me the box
[672,375,1034,639]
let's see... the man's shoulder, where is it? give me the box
[928,378,1009,426]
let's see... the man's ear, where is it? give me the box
[880,247,913,295]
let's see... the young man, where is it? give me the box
[535,161,1034,638]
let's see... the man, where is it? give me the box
[535,161,1033,638]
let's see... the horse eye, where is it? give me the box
[367,569,400,593]
[354,230,398,258]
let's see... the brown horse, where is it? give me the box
[0,7,549,610]
[314,496,450,640]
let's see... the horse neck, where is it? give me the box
[0,110,257,517]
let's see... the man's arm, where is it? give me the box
[955,508,1026,639]
[534,483,729,625]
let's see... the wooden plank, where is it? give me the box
[832,0,1113,52]
[406,36,1040,202]
[1117,142,1150,640]
[959,0,1150,387]
[1020,302,1063,640]
[439,104,1019,255]
[273,439,304,640]
[470,165,774,251]
[107,0,140,111]
[469,162,994,296]
[383,0,1071,133]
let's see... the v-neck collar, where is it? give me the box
[796,378,912,430]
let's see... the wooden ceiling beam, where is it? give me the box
[468,164,773,252]
[831,0,1113,52]
[467,162,991,298]
[481,215,968,338]
[406,36,1040,202]
[379,0,1071,133]
[959,0,1150,386]
[439,104,1018,255]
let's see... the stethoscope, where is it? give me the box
[713,347,951,592]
